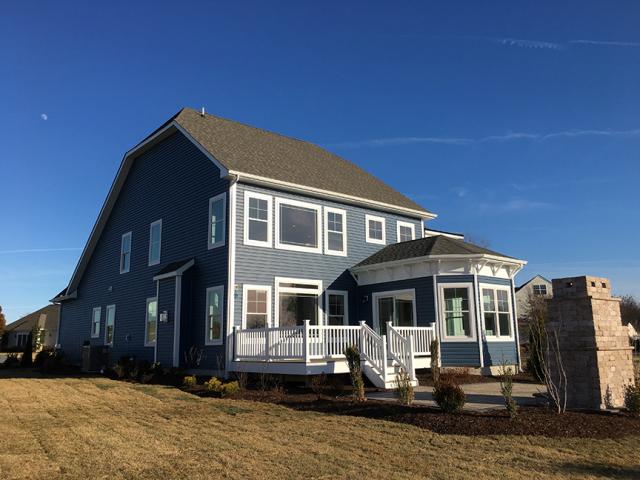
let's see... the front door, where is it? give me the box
[374,290,415,336]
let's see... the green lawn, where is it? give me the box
[0,372,638,479]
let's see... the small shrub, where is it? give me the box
[114,356,136,379]
[344,345,365,402]
[310,373,329,396]
[183,375,197,388]
[499,363,518,418]
[34,348,55,368]
[433,378,465,413]
[395,368,415,406]
[41,351,73,374]
[3,353,20,367]
[624,383,640,415]
[221,381,240,397]
[204,377,223,393]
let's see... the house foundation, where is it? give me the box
[547,276,635,409]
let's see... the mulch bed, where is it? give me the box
[192,387,640,439]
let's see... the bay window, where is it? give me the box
[439,284,475,340]
[481,287,513,339]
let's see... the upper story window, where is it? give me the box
[105,304,116,345]
[208,193,226,249]
[148,220,162,266]
[533,284,548,296]
[205,285,224,345]
[244,191,272,247]
[439,283,476,341]
[242,285,272,329]
[365,214,386,245]
[481,287,513,339]
[145,297,157,346]
[91,307,101,338]
[396,221,415,242]
[120,232,132,274]
[324,207,347,256]
[275,198,322,253]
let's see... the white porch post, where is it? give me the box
[408,334,416,381]
[381,334,388,385]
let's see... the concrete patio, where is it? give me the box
[368,381,546,411]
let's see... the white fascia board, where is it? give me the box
[65,121,228,294]
[229,171,436,221]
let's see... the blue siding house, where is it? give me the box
[55,108,526,387]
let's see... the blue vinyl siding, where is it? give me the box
[436,274,481,367]
[233,183,423,327]
[58,131,229,367]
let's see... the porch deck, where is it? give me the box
[230,321,436,388]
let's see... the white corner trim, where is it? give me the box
[274,197,322,254]
[241,284,273,329]
[208,192,227,250]
[437,282,478,343]
[365,214,386,245]
[243,190,272,248]
[226,181,237,373]
[323,206,347,256]
[325,290,349,325]
[396,221,416,242]
[148,219,162,266]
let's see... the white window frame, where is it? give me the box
[105,304,116,346]
[480,284,515,341]
[244,191,273,247]
[120,231,132,274]
[208,192,227,250]
[372,289,417,332]
[365,214,386,245]
[437,282,477,342]
[533,284,548,296]
[275,197,322,254]
[274,277,323,327]
[91,306,101,338]
[204,285,225,345]
[325,290,349,326]
[241,284,272,329]
[144,297,157,347]
[148,219,162,266]
[396,221,416,243]
[323,207,347,256]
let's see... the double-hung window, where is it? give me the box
[481,287,513,339]
[105,305,116,345]
[365,215,386,244]
[275,198,322,253]
[208,193,226,249]
[439,284,476,341]
[276,278,322,326]
[148,220,162,266]
[533,284,548,296]
[326,290,348,325]
[244,191,272,247]
[242,285,271,329]
[205,286,224,345]
[324,207,347,255]
[91,307,101,338]
[145,298,157,346]
[396,221,415,242]
[120,232,132,273]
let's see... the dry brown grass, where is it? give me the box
[0,372,638,479]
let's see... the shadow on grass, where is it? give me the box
[0,367,100,380]
[556,462,640,479]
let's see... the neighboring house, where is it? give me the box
[514,275,553,346]
[1,304,60,352]
[54,108,526,386]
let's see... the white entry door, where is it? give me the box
[372,289,417,336]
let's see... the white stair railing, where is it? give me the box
[392,325,436,356]
[359,321,387,385]
[387,322,416,381]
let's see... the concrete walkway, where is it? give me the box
[368,381,546,411]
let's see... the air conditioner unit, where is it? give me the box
[81,345,110,373]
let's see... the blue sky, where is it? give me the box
[1,1,639,322]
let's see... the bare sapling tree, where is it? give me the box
[527,298,567,413]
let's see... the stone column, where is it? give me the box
[547,276,634,410]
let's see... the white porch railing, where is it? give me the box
[386,322,416,381]
[392,325,436,356]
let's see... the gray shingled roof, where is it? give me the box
[172,108,431,215]
[5,305,59,332]
[355,235,518,267]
